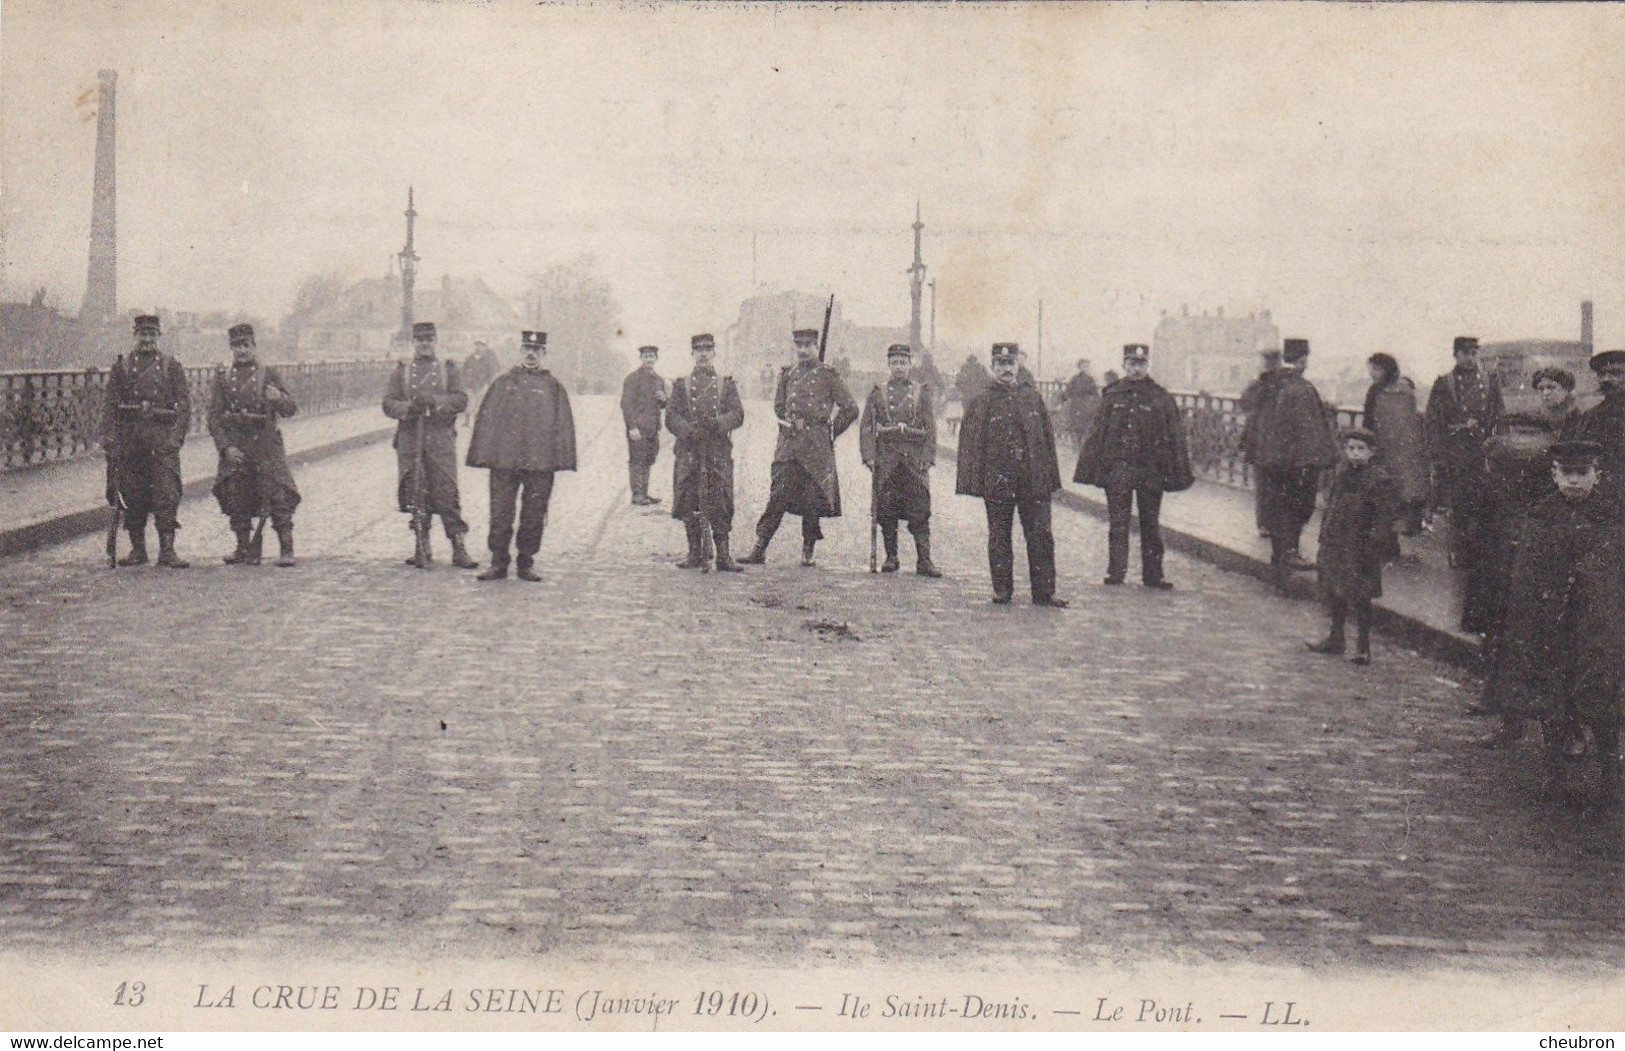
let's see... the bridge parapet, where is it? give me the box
[1,360,396,473]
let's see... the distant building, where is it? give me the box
[296,273,520,361]
[725,289,908,397]
[1151,306,1280,396]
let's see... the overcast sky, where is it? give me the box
[4,0,1624,378]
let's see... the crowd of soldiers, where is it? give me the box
[99,313,1623,806]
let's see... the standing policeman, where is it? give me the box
[383,321,478,569]
[955,342,1067,607]
[1253,337,1338,581]
[103,314,192,568]
[667,333,746,572]
[465,331,576,581]
[740,327,860,567]
[1073,343,1193,589]
[208,323,300,566]
[860,343,941,577]
[621,344,668,505]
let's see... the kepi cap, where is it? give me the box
[638,345,659,356]
[1123,343,1149,362]
[1282,338,1310,362]
[792,328,819,347]
[1550,440,1604,469]
[412,321,437,340]
[1588,349,1625,373]
[521,330,547,348]
[691,333,715,351]
[133,314,160,336]
[228,323,254,344]
[991,342,1020,363]
[1453,336,1480,355]
[886,343,912,359]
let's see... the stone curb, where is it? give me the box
[0,425,396,561]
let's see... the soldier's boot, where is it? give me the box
[405,524,433,566]
[274,527,296,568]
[514,555,542,583]
[1350,612,1372,665]
[118,530,150,567]
[713,532,744,573]
[738,537,769,565]
[880,523,900,573]
[1305,625,1345,655]
[677,522,707,569]
[476,553,509,581]
[914,529,943,578]
[156,530,191,569]
[243,528,264,567]
[449,533,480,570]
[800,539,817,567]
[223,529,254,565]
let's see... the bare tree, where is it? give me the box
[525,256,623,394]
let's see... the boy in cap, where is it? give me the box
[465,331,576,581]
[621,344,668,505]
[383,321,478,569]
[208,323,301,566]
[860,343,941,577]
[667,333,746,572]
[1305,428,1396,665]
[1483,440,1624,806]
[741,327,859,567]
[955,342,1067,607]
[103,314,193,568]
[1073,343,1193,589]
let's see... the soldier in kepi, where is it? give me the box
[740,327,860,567]
[860,343,941,577]
[955,342,1067,607]
[621,344,669,505]
[382,321,478,569]
[103,313,192,568]
[465,330,576,582]
[1073,343,1193,589]
[208,323,300,567]
[667,332,746,572]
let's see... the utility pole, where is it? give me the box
[1036,299,1044,380]
[398,186,419,343]
[908,200,926,353]
[928,278,937,353]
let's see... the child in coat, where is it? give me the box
[1306,428,1396,665]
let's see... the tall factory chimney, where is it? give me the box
[80,70,118,323]
[1581,299,1594,352]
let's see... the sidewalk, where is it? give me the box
[941,430,1481,668]
[0,404,394,558]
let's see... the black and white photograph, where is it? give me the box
[2,0,1623,1036]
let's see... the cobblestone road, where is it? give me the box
[1,395,1620,971]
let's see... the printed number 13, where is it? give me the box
[114,981,145,1007]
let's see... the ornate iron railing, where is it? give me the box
[1,359,398,472]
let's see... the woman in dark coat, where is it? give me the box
[1306,428,1396,665]
[1362,353,1428,540]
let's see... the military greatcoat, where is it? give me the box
[103,348,192,534]
[859,377,936,525]
[1073,375,1194,493]
[383,357,470,532]
[667,365,745,533]
[769,359,860,518]
[207,361,301,531]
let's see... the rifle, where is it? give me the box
[695,407,714,573]
[818,294,834,364]
[869,458,879,574]
[410,411,430,568]
[105,458,125,569]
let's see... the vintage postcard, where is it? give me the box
[2,0,1623,1036]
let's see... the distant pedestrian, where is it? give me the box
[620,344,668,505]
[955,342,1067,607]
[1425,335,1503,632]
[384,321,478,569]
[1305,428,1396,666]
[1056,358,1101,449]
[954,354,990,405]
[1252,338,1338,581]
[1073,343,1192,589]
[465,330,576,581]
[1361,352,1427,540]
[740,328,859,568]
[103,314,192,568]
[208,323,300,567]
[1239,349,1284,537]
[861,343,941,577]
[667,333,746,572]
